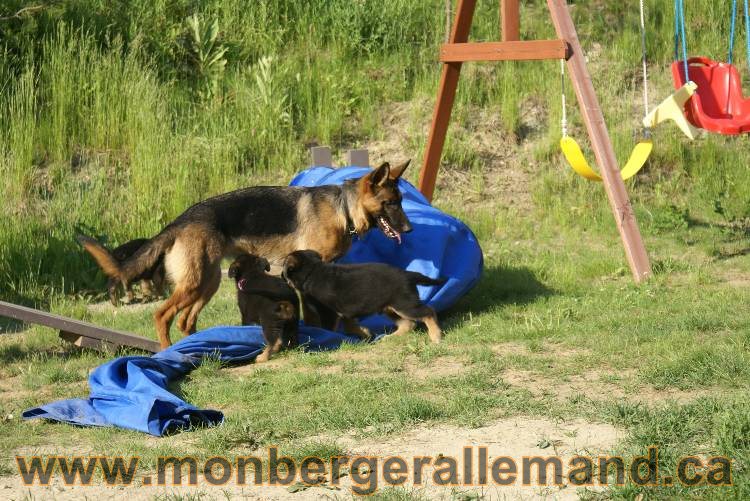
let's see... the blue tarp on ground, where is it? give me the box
[23,167,483,435]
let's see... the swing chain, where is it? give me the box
[560,59,567,137]
[639,0,649,118]
[728,0,750,75]
[674,0,689,82]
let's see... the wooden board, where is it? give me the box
[310,146,333,167]
[440,40,568,62]
[547,0,651,282]
[501,0,520,41]
[346,149,370,167]
[0,300,161,353]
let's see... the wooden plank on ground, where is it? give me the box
[0,300,160,352]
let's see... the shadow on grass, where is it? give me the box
[0,316,27,335]
[444,263,553,321]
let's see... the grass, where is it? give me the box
[2,0,750,498]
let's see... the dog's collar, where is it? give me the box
[340,194,358,235]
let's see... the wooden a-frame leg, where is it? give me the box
[547,0,651,282]
[418,0,478,201]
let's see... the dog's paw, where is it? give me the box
[357,327,373,342]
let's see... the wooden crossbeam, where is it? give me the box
[0,300,160,353]
[417,0,652,283]
[440,40,568,62]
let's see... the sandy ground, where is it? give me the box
[3,415,621,500]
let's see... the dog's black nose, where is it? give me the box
[401,222,413,233]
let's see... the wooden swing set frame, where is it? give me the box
[417,0,652,283]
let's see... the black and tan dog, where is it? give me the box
[77,161,411,349]
[78,237,166,305]
[282,250,444,343]
[227,254,299,362]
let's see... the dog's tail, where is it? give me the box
[407,272,447,287]
[76,229,176,283]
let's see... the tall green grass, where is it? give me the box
[1,0,750,302]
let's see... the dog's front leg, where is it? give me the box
[256,338,282,363]
[341,317,372,341]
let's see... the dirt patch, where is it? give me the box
[363,98,432,169]
[404,354,468,381]
[315,416,622,500]
[721,269,750,288]
[502,368,717,406]
[2,416,621,500]
[502,369,626,402]
[361,99,535,212]
[0,374,27,403]
[228,351,470,382]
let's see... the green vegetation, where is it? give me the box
[1,0,750,499]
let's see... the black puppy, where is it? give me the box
[227,254,338,362]
[90,238,165,305]
[228,254,299,363]
[282,250,444,343]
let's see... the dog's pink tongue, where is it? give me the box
[395,233,402,245]
[237,278,247,291]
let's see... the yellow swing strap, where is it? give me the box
[560,137,653,182]
[559,60,653,182]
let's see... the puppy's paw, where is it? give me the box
[428,331,443,344]
[357,326,373,342]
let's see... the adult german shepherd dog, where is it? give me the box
[77,161,412,349]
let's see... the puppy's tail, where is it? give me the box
[77,229,176,283]
[407,272,447,287]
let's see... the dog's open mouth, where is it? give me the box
[377,216,402,244]
[237,278,247,291]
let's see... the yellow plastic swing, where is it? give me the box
[558,0,695,182]
[559,52,653,182]
[560,136,653,182]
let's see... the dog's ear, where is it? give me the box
[227,261,240,279]
[261,257,271,272]
[370,162,391,187]
[388,159,410,179]
[284,253,299,273]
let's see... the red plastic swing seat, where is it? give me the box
[671,57,750,134]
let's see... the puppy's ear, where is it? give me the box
[227,261,240,279]
[284,254,299,273]
[261,257,271,272]
[389,159,410,179]
[369,162,391,187]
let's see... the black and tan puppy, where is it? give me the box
[282,250,444,343]
[77,161,412,349]
[81,238,166,305]
[228,254,299,363]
